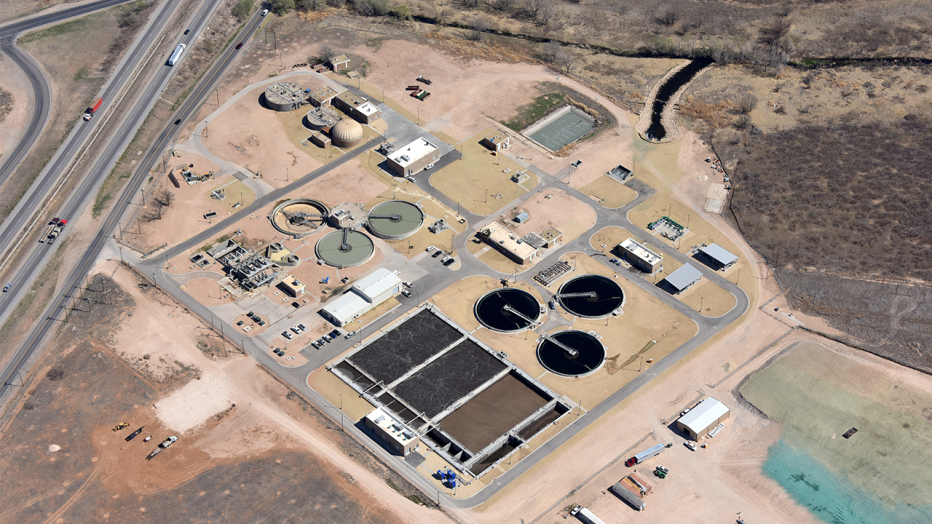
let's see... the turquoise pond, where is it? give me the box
[763,439,932,524]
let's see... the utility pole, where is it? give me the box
[204,121,208,138]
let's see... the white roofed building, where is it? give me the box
[385,137,439,176]
[320,268,402,326]
[676,397,730,440]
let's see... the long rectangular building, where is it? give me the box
[618,238,662,273]
[676,397,730,440]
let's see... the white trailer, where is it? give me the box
[634,443,666,464]
[167,44,186,66]
[570,505,607,524]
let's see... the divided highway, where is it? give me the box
[0,6,266,403]
[0,0,184,300]
[0,0,135,189]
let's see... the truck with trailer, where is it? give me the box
[83,97,102,121]
[145,436,177,460]
[569,505,606,524]
[611,481,647,511]
[42,219,68,244]
[625,442,667,466]
[167,43,186,66]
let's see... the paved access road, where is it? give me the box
[0,3,265,402]
[132,122,748,509]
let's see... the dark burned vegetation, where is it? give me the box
[729,118,932,281]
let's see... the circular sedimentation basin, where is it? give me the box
[537,330,605,377]
[557,274,624,319]
[270,199,329,237]
[474,288,541,333]
[315,229,375,267]
[366,200,424,240]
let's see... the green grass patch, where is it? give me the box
[19,18,88,44]
[501,92,565,131]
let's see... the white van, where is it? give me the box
[262,9,269,16]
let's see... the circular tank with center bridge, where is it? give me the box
[366,200,425,240]
[556,274,625,319]
[315,229,375,268]
[537,330,606,378]
[269,199,330,238]
[474,288,541,333]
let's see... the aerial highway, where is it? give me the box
[0,6,266,405]
[0,0,137,190]
[0,0,186,292]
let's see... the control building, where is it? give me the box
[618,238,663,274]
[333,91,381,124]
[385,137,439,177]
[364,408,420,456]
[480,222,538,265]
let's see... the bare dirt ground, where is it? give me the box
[0,259,445,523]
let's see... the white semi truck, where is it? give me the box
[167,44,186,66]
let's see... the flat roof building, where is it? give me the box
[280,276,305,297]
[329,54,351,71]
[618,238,663,274]
[385,137,439,177]
[320,268,402,326]
[480,222,538,265]
[698,243,738,270]
[663,263,702,294]
[309,86,342,107]
[480,130,511,151]
[364,408,420,456]
[333,90,381,123]
[676,397,730,440]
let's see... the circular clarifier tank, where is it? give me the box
[537,330,606,378]
[315,229,375,268]
[366,200,424,240]
[475,288,541,333]
[557,274,625,319]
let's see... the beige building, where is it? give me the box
[364,408,420,456]
[480,222,538,265]
[385,137,439,177]
[676,397,730,441]
[329,54,351,71]
[280,276,305,297]
[480,130,511,151]
[333,91,381,124]
[309,86,341,107]
[618,238,663,274]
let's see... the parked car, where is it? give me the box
[401,289,411,298]
[317,338,326,345]
[425,163,435,169]
[685,442,697,451]
[329,329,340,338]
[323,335,332,343]
[291,326,301,334]
[432,250,444,258]
[262,8,269,16]
[344,331,356,339]
[425,245,435,252]
[299,324,308,332]
[311,341,320,349]
[624,457,637,467]
[443,258,455,266]
[282,331,294,340]
[403,281,412,288]
[441,256,451,263]
[680,407,691,417]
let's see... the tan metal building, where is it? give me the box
[676,397,730,440]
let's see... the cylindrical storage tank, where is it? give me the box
[264,82,306,112]
[331,119,364,147]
